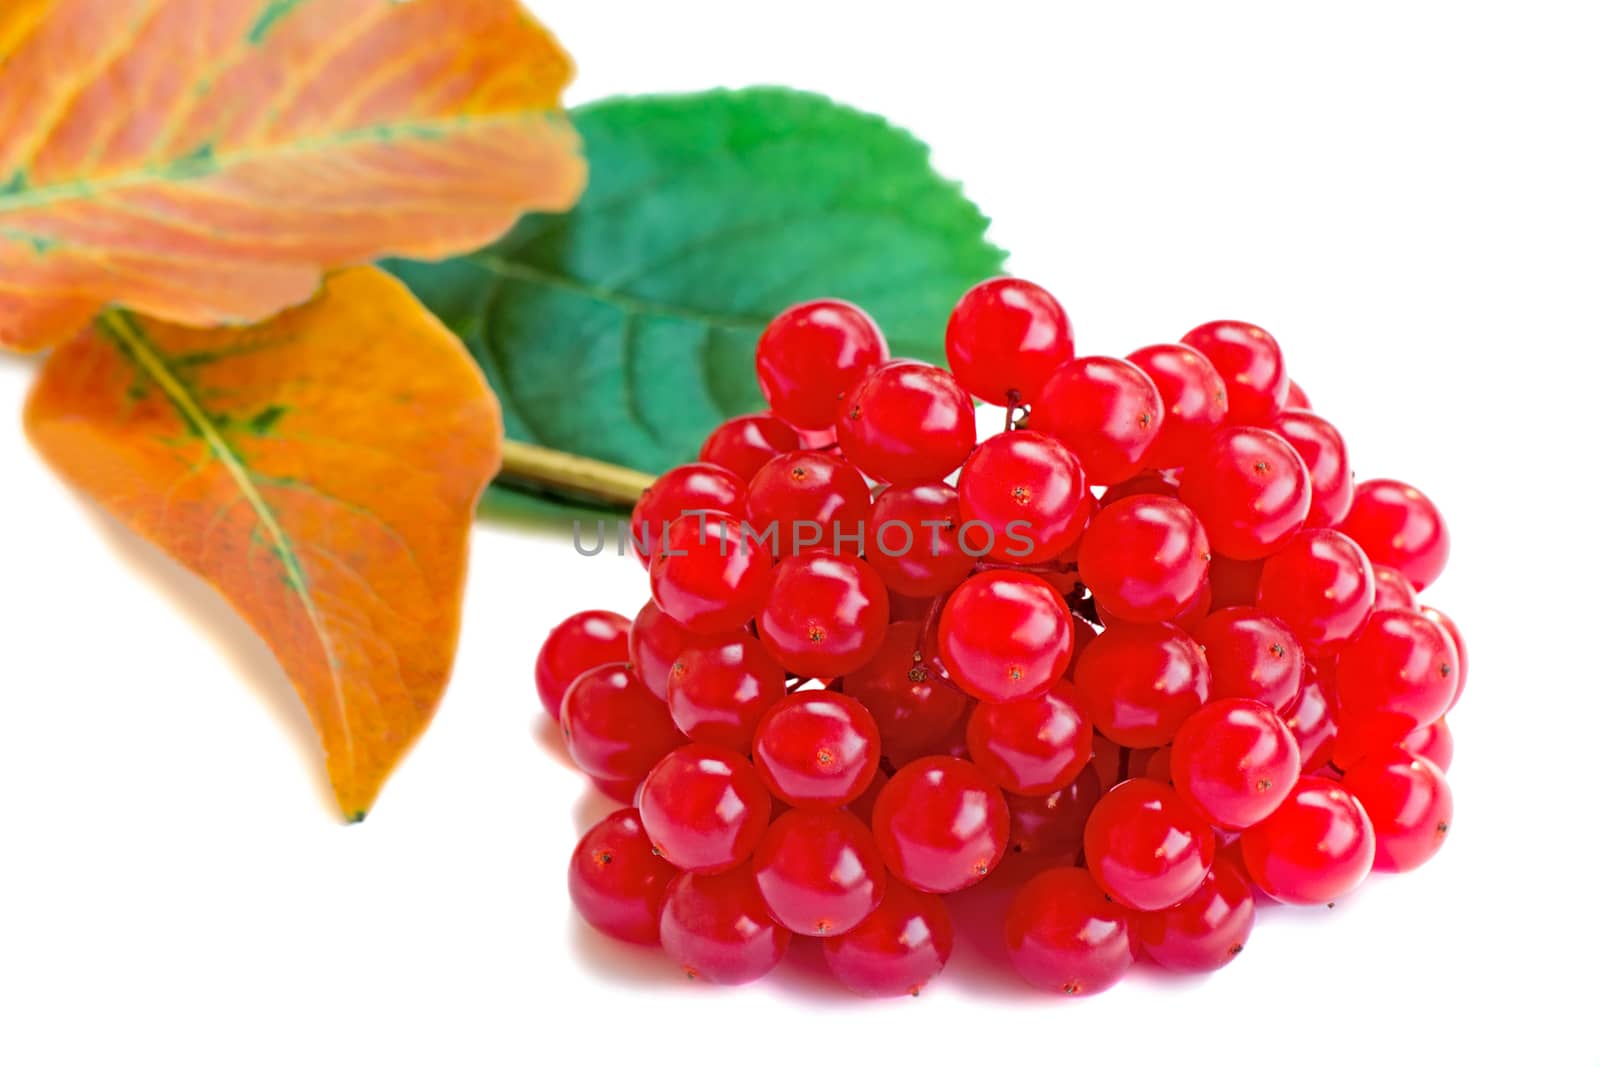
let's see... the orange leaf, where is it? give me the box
[24,267,503,819]
[0,0,585,352]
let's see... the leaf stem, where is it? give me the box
[497,440,653,507]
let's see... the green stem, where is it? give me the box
[497,439,653,507]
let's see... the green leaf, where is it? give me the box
[387,87,1005,510]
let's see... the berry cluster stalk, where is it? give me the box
[498,439,653,507]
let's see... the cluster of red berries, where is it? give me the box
[536,277,1463,997]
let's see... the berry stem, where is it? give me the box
[498,440,654,507]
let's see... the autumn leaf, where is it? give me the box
[25,268,502,819]
[0,0,585,353]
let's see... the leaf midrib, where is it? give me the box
[0,111,558,217]
[98,309,352,763]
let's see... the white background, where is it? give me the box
[3,1,1597,1063]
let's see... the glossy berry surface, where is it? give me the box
[628,599,719,701]
[1180,320,1289,427]
[1402,718,1454,772]
[753,808,887,935]
[755,299,887,429]
[1125,342,1229,470]
[945,277,1075,405]
[1032,355,1165,484]
[957,430,1088,563]
[1421,605,1467,709]
[758,553,889,678]
[1191,607,1304,713]
[752,691,881,807]
[536,609,631,720]
[1338,478,1450,591]
[1073,622,1210,748]
[630,463,747,568]
[1272,409,1354,526]
[864,482,973,598]
[1077,494,1211,623]
[842,621,971,766]
[1179,427,1312,560]
[1005,866,1135,995]
[659,867,792,984]
[837,361,976,484]
[649,512,772,634]
[1335,607,1459,730]
[746,450,872,557]
[698,413,803,481]
[1256,528,1376,652]
[1240,778,1375,904]
[937,570,1074,702]
[666,632,786,751]
[1372,565,1420,610]
[560,664,683,783]
[965,680,1093,796]
[1007,772,1102,859]
[639,744,771,873]
[1138,852,1255,972]
[1341,749,1452,872]
[872,756,1009,893]
[823,878,954,997]
[1170,698,1301,830]
[1207,554,1265,609]
[1084,778,1216,911]
[569,808,678,945]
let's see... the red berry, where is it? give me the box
[752,691,882,807]
[1280,668,1337,772]
[560,664,684,782]
[1335,607,1459,731]
[937,570,1074,702]
[753,808,887,935]
[1004,866,1135,995]
[1032,356,1165,484]
[865,482,973,598]
[756,299,887,429]
[872,756,1009,893]
[1180,320,1289,426]
[1170,698,1301,830]
[1371,565,1420,611]
[1084,778,1216,911]
[966,680,1093,796]
[1337,478,1450,591]
[1125,342,1229,470]
[1341,749,1452,872]
[1138,852,1255,972]
[631,463,747,569]
[1420,605,1467,709]
[1256,529,1376,652]
[1099,468,1181,507]
[1271,410,1354,526]
[823,878,954,997]
[758,553,890,677]
[837,361,976,484]
[628,599,720,700]
[1007,772,1102,859]
[1077,494,1210,623]
[699,413,802,481]
[841,621,971,766]
[590,774,642,805]
[569,808,678,945]
[1285,379,1312,410]
[536,609,631,720]
[659,866,791,984]
[639,744,771,873]
[1074,622,1210,748]
[945,277,1074,405]
[666,632,786,751]
[957,430,1088,563]
[649,512,773,634]
[1401,718,1454,773]
[1191,607,1304,714]
[1179,426,1312,559]
[1240,778,1375,904]
[746,450,872,558]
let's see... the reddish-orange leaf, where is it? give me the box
[0,0,585,352]
[25,267,503,819]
